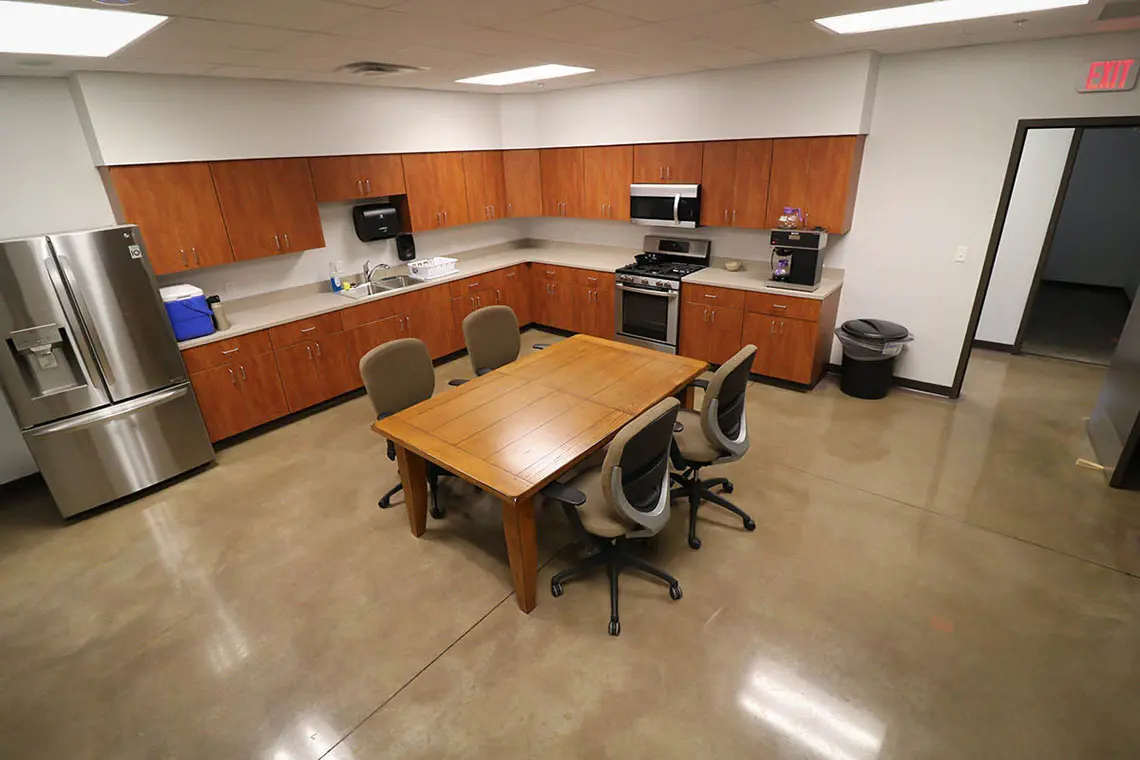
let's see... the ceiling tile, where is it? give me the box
[118,17,309,54]
[384,0,574,28]
[494,5,645,43]
[382,46,492,69]
[272,32,414,61]
[586,0,756,23]
[206,64,316,82]
[188,0,376,32]
[661,4,801,49]
[224,50,355,73]
[23,0,206,14]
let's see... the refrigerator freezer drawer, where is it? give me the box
[24,383,215,518]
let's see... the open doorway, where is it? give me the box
[1018,127,1140,365]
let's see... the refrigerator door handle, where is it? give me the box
[26,385,190,437]
[42,257,107,393]
[55,254,114,386]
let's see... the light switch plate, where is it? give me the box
[954,246,968,263]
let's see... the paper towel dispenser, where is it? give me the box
[353,203,402,242]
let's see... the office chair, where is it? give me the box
[360,338,448,519]
[542,398,683,636]
[670,345,758,550]
[448,305,546,386]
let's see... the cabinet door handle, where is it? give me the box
[506,272,516,279]
[659,166,664,180]
[300,326,317,333]
[443,210,448,223]
[274,235,281,251]
[702,309,708,322]
[306,346,313,360]
[773,304,788,310]
[704,294,717,300]
[770,320,775,334]
[666,166,672,179]
[436,211,441,226]
[365,178,371,195]
[507,202,513,214]
[732,210,736,225]
[221,348,240,356]
[399,316,406,332]
[711,310,716,324]
[192,248,200,266]
[179,249,187,267]
[405,314,412,330]
[469,281,479,289]
[723,209,728,225]
[228,368,236,384]
[357,179,363,195]
[283,233,291,249]
[239,365,247,381]
[496,289,502,302]
[315,342,322,357]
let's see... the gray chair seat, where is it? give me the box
[673,409,721,464]
[565,468,630,538]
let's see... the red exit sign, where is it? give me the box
[1078,59,1138,93]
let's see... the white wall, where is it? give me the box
[1043,127,1140,297]
[500,52,876,149]
[72,72,506,165]
[976,128,1075,346]
[160,208,526,301]
[0,77,117,484]
[829,30,1140,387]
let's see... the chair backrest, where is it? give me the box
[601,397,681,537]
[462,305,521,375]
[359,338,435,418]
[699,345,756,460]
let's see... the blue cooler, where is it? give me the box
[160,284,216,341]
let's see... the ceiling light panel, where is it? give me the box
[457,63,594,85]
[816,0,1090,34]
[0,0,167,56]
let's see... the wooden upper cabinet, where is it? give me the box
[766,136,865,233]
[106,162,233,275]
[633,142,703,184]
[700,140,772,229]
[463,151,508,223]
[540,148,584,218]
[403,152,469,231]
[699,141,738,228]
[503,149,543,218]
[210,158,325,261]
[583,145,633,222]
[308,154,405,203]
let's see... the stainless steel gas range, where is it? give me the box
[614,235,711,354]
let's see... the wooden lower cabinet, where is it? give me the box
[533,280,575,331]
[406,306,461,358]
[345,314,405,378]
[275,332,355,412]
[678,303,745,366]
[570,284,615,338]
[495,265,532,324]
[743,314,816,384]
[187,348,289,442]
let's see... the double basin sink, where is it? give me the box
[337,275,419,300]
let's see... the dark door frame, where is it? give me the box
[951,115,1140,399]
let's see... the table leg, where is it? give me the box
[681,385,697,410]
[501,496,537,613]
[395,445,428,537]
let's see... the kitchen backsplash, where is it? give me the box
[157,202,528,300]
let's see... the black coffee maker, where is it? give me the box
[769,229,829,292]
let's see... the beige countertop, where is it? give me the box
[177,243,843,350]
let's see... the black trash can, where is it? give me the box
[836,319,912,400]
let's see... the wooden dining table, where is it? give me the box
[372,334,708,612]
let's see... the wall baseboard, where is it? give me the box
[825,363,954,398]
[973,339,1015,353]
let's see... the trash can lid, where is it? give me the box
[841,319,910,342]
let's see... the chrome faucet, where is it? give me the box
[363,259,390,284]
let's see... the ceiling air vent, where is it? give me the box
[336,61,426,77]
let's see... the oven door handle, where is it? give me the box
[673,194,680,225]
[617,283,678,298]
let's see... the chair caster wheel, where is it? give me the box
[722,482,734,494]
[551,581,564,598]
[688,536,702,550]
[430,506,445,519]
[669,583,683,601]
[743,517,756,531]
[608,619,621,636]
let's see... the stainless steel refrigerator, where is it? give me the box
[0,225,214,518]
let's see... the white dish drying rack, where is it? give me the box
[407,256,458,281]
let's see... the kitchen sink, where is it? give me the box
[337,275,417,300]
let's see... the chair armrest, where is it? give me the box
[475,367,493,376]
[540,481,587,507]
[532,343,550,350]
[688,379,709,390]
[447,378,469,386]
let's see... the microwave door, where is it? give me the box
[0,237,110,429]
[48,227,188,402]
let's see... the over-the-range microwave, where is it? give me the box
[630,184,701,229]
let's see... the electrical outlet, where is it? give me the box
[954,246,968,263]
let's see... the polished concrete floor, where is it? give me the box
[2,337,1139,760]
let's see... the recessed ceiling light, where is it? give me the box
[815,0,1090,34]
[0,0,167,57]
[456,64,594,86]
